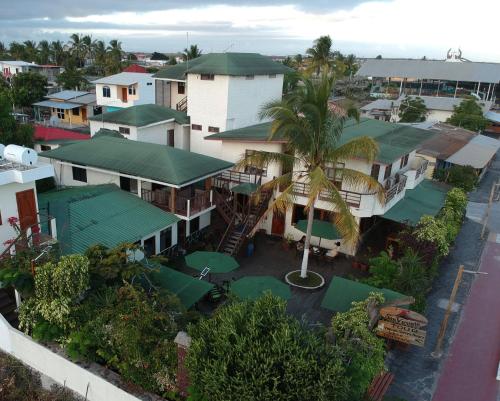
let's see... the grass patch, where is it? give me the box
[287,271,323,287]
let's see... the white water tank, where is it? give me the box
[0,144,5,160]
[4,145,38,166]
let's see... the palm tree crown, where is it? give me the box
[306,35,333,74]
[239,71,383,278]
[182,45,202,61]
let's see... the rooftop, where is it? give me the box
[88,104,189,126]
[153,52,292,80]
[357,58,500,83]
[362,96,492,112]
[206,117,436,164]
[445,135,500,169]
[0,60,40,67]
[40,136,233,186]
[418,123,477,159]
[38,185,179,255]
[48,90,90,101]
[92,72,153,85]
[34,125,91,144]
[123,64,148,73]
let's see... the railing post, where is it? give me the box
[187,199,191,218]
[50,218,57,240]
[209,189,213,206]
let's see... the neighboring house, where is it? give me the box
[153,52,292,157]
[0,144,55,254]
[93,72,155,112]
[484,110,500,138]
[123,64,148,73]
[206,117,440,255]
[0,61,41,82]
[356,56,500,102]
[33,90,98,127]
[38,65,64,89]
[361,96,492,123]
[33,125,90,153]
[38,184,179,257]
[88,104,190,149]
[40,135,233,241]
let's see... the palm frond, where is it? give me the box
[340,168,385,204]
[330,136,379,164]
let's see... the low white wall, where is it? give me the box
[0,314,143,401]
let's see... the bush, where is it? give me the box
[414,216,449,257]
[434,165,478,192]
[187,294,350,401]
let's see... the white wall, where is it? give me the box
[95,74,155,108]
[0,314,145,401]
[0,182,38,253]
[53,163,120,188]
[170,81,186,109]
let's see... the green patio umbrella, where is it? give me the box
[231,276,292,301]
[295,219,341,246]
[185,251,239,274]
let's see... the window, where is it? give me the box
[245,75,254,80]
[384,164,392,180]
[178,82,185,94]
[269,74,276,78]
[190,217,200,233]
[146,82,152,86]
[160,227,172,252]
[371,163,380,180]
[128,85,136,95]
[325,166,343,188]
[102,86,111,98]
[244,149,267,177]
[167,129,175,147]
[400,154,409,169]
[208,126,219,133]
[72,107,80,116]
[0,210,2,225]
[119,126,130,135]
[200,74,214,81]
[55,108,65,119]
[191,124,202,130]
[72,166,87,182]
[40,145,51,151]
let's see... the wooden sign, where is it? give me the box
[376,307,428,347]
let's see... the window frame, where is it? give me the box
[400,153,409,169]
[167,129,175,147]
[384,163,393,180]
[200,74,214,81]
[55,108,65,119]
[71,107,80,116]
[128,85,136,95]
[371,163,380,180]
[191,124,202,130]
[208,126,220,133]
[245,75,255,80]
[244,149,267,177]
[72,166,87,183]
[102,86,111,98]
[118,126,130,135]
[177,82,185,94]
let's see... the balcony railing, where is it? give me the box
[141,188,212,217]
[291,181,364,208]
[384,174,407,203]
[415,159,429,180]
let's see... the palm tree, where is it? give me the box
[239,71,383,278]
[37,40,51,64]
[9,42,26,60]
[343,54,358,78]
[82,35,94,63]
[69,33,85,67]
[182,44,202,61]
[306,35,333,74]
[50,41,65,65]
[23,40,38,62]
[93,40,107,74]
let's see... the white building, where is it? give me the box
[88,104,191,150]
[153,53,291,158]
[40,135,233,242]
[0,145,55,254]
[0,61,41,82]
[92,72,155,112]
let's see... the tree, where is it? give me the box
[23,40,38,62]
[56,67,87,90]
[294,53,303,66]
[306,35,333,74]
[10,72,47,110]
[0,93,34,147]
[447,97,489,131]
[240,71,382,278]
[168,57,178,65]
[50,40,66,65]
[69,33,85,67]
[37,40,51,64]
[375,55,382,59]
[9,41,26,60]
[332,293,386,401]
[398,96,428,122]
[182,44,202,61]
[434,164,478,192]
[187,294,349,401]
[151,51,168,60]
[343,54,358,77]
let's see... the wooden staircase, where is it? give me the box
[0,289,18,328]
[176,96,187,112]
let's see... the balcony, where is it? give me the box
[291,181,365,208]
[141,188,213,218]
[384,174,407,204]
[213,170,262,190]
[403,157,429,189]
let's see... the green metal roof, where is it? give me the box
[383,180,450,226]
[88,104,189,126]
[231,276,292,301]
[93,128,125,138]
[153,53,291,79]
[206,118,436,164]
[148,265,214,308]
[40,136,233,186]
[38,185,179,255]
[295,219,340,240]
[231,182,259,195]
[321,276,408,313]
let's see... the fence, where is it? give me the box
[0,313,145,401]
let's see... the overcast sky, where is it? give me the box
[2,0,499,61]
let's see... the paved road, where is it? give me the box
[432,234,500,401]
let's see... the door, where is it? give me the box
[81,107,87,122]
[167,129,175,147]
[271,212,285,236]
[16,189,37,231]
[122,87,128,103]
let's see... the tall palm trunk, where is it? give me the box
[300,204,315,278]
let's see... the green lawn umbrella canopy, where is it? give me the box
[231,276,292,301]
[185,251,240,273]
[295,219,341,241]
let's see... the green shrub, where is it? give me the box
[414,216,449,257]
[434,165,478,192]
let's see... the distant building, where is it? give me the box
[123,64,148,73]
[38,65,64,89]
[92,72,155,112]
[33,125,90,153]
[0,61,41,82]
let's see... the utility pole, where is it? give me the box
[431,265,488,358]
[481,180,500,239]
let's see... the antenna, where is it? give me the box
[186,31,189,71]
[223,43,234,53]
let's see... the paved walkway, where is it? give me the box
[432,234,500,401]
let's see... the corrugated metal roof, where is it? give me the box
[362,96,492,112]
[48,90,90,100]
[40,136,234,186]
[88,104,189,126]
[357,59,500,83]
[361,99,395,111]
[33,100,80,109]
[418,123,477,159]
[446,135,500,168]
[485,111,500,123]
[68,93,96,105]
[383,180,450,225]
[153,52,291,80]
[92,72,153,85]
[0,60,40,67]
[38,185,179,255]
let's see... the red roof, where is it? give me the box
[123,64,148,73]
[34,125,91,142]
